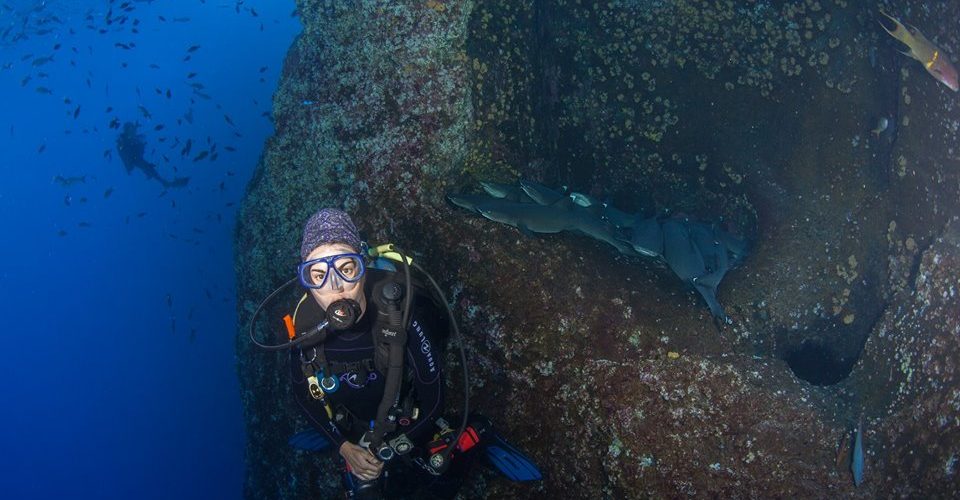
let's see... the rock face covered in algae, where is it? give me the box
[236,0,960,497]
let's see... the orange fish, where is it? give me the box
[836,431,851,468]
[879,10,959,92]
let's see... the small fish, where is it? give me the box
[31,55,54,66]
[35,86,53,94]
[851,414,865,486]
[166,293,172,308]
[192,151,209,162]
[78,221,92,228]
[871,117,889,137]
[187,44,201,53]
[879,10,959,92]
[54,174,86,186]
[104,187,114,198]
[836,432,851,468]
[58,229,67,237]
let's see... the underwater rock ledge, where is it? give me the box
[236,1,960,498]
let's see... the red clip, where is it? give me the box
[456,426,480,452]
[427,437,449,455]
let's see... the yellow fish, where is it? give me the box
[879,10,959,92]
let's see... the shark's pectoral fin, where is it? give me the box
[517,223,536,237]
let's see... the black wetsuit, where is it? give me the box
[289,271,444,456]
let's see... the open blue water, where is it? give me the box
[0,2,300,498]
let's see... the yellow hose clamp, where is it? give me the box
[368,243,414,265]
[307,375,324,400]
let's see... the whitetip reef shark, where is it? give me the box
[448,180,748,321]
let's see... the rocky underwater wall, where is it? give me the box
[236,0,960,497]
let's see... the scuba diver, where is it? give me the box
[249,208,541,499]
[116,122,189,188]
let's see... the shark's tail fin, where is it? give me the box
[693,275,729,323]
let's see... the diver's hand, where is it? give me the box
[339,441,384,480]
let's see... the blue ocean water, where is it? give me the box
[0,2,300,498]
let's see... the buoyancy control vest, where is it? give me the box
[286,263,449,459]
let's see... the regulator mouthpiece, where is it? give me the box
[326,298,362,330]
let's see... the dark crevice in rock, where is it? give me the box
[905,234,938,293]
[785,341,854,386]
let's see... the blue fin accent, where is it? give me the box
[288,429,332,452]
[368,257,397,272]
[484,433,542,482]
[852,417,864,486]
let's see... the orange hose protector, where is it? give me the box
[282,314,296,340]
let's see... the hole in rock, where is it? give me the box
[784,342,855,386]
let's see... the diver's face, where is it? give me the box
[305,243,367,318]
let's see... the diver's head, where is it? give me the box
[299,208,367,317]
